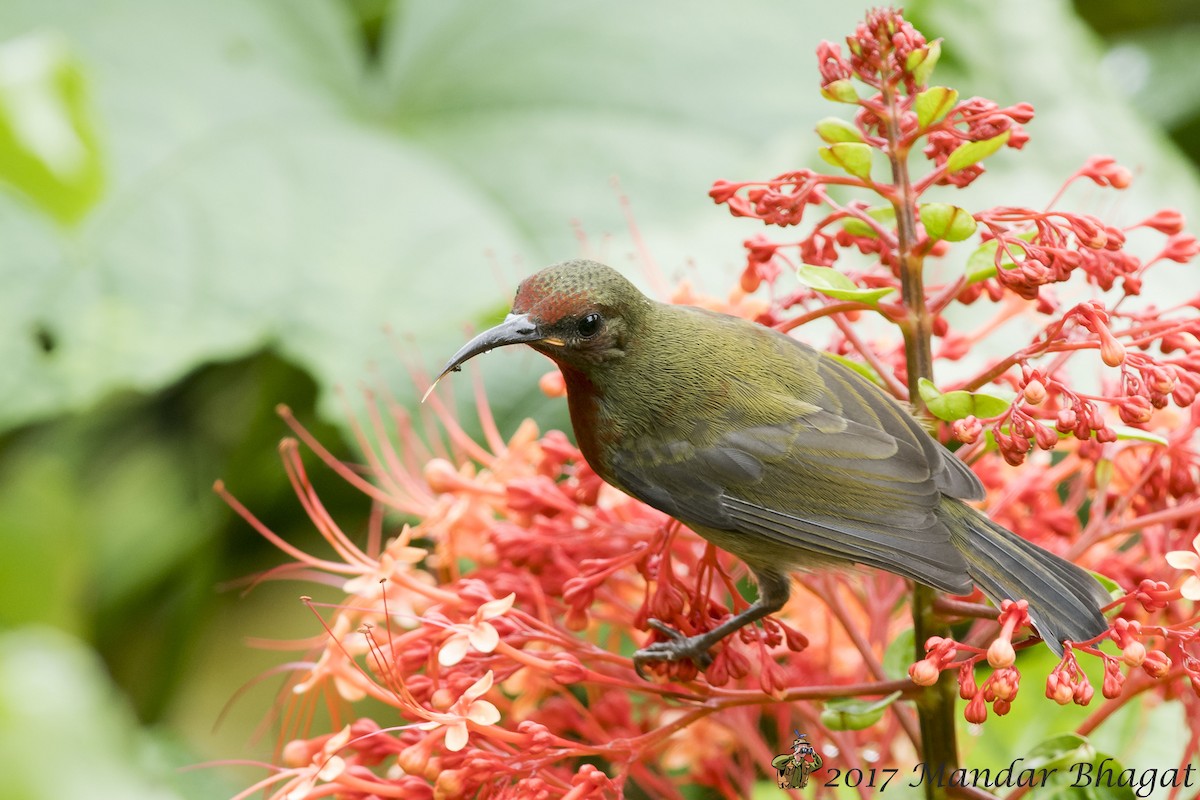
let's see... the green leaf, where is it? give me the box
[918,378,1011,421]
[827,353,885,386]
[814,116,864,144]
[908,40,941,86]
[820,78,858,103]
[818,141,873,180]
[841,205,895,238]
[1111,426,1168,446]
[882,628,916,680]
[946,129,1012,173]
[820,691,903,731]
[1090,571,1123,599]
[0,629,190,800]
[1023,735,1138,800]
[0,32,103,225]
[0,0,877,432]
[796,264,894,305]
[920,202,977,242]
[915,85,958,129]
[964,233,1034,283]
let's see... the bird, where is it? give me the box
[430,259,1111,675]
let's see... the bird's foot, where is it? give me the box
[632,618,715,679]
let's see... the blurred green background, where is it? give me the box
[1,1,1198,797]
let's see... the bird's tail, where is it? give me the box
[942,499,1111,655]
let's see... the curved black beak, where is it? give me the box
[423,313,545,401]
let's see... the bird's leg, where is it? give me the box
[633,570,791,679]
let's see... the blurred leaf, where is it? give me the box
[0,628,190,800]
[0,0,873,434]
[0,32,103,224]
[796,264,895,304]
[1022,734,1137,800]
[1111,425,1168,445]
[964,233,1034,283]
[882,628,917,680]
[827,353,885,386]
[841,205,896,238]
[821,691,903,731]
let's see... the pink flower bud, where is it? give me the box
[1173,381,1196,406]
[987,638,1016,669]
[1056,407,1078,432]
[1121,641,1147,668]
[1023,379,1047,405]
[953,415,983,444]
[964,694,988,724]
[552,653,588,684]
[1141,208,1185,235]
[1150,371,1177,394]
[910,659,941,686]
[1161,234,1200,263]
[1033,423,1060,450]
[1118,395,1153,424]
[1099,332,1126,367]
[1072,680,1094,705]
[1142,650,1172,678]
[423,459,462,493]
[1046,674,1073,705]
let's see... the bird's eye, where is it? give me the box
[576,313,602,339]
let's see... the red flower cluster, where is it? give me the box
[221,9,1200,798]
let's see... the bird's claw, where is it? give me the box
[632,618,715,679]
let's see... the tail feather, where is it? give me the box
[942,499,1110,655]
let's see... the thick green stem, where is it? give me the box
[882,79,959,798]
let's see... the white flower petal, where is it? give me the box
[468,621,500,653]
[1182,574,1200,602]
[467,699,501,726]
[444,722,469,752]
[463,670,494,701]
[317,754,346,781]
[286,778,316,800]
[1166,551,1200,571]
[478,593,516,619]
[438,634,469,667]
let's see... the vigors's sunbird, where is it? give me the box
[432,260,1110,674]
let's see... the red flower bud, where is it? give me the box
[910,659,941,686]
[1140,208,1185,235]
[964,694,988,724]
[1023,379,1047,405]
[1121,641,1147,668]
[1142,650,1172,679]
[987,638,1016,669]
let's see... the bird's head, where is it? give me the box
[429,260,650,394]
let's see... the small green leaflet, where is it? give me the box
[946,129,1011,174]
[817,142,872,180]
[920,202,976,242]
[964,232,1035,283]
[814,116,863,144]
[796,264,894,305]
[918,378,1011,421]
[842,205,896,238]
[820,691,903,731]
[915,85,958,129]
